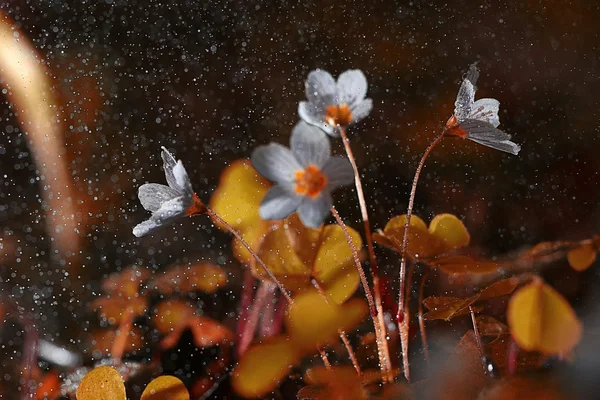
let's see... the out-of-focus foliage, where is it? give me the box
[508,280,582,354]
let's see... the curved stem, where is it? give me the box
[330,206,390,380]
[396,131,445,382]
[338,127,392,381]
[205,206,293,303]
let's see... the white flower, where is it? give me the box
[445,63,521,155]
[251,121,354,228]
[298,69,373,137]
[133,147,205,237]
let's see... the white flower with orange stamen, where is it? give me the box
[445,62,521,155]
[298,69,373,136]
[133,147,205,237]
[251,121,354,228]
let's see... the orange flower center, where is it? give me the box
[325,104,353,127]
[295,165,328,198]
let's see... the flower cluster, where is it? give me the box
[133,64,521,234]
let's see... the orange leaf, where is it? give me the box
[209,160,275,265]
[76,366,126,400]
[507,281,582,354]
[153,300,196,335]
[102,266,150,297]
[476,315,508,337]
[423,277,522,321]
[148,262,227,295]
[141,376,189,400]
[232,336,301,398]
[286,291,368,350]
[428,255,498,275]
[567,244,597,271]
[90,296,147,325]
[89,327,144,358]
[36,371,60,400]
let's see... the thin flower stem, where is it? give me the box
[319,348,332,369]
[312,279,362,375]
[330,206,391,381]
[396,132,445,381]
[417,270,430,363]
[338,127,392,381]
[205,206,293,303]
[469,305,488,374]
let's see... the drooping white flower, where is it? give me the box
[298,69,373,137]
[445,63,521,155]
[133,147,204,237]
[251,121,354,228]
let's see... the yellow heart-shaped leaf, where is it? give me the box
[141,376,189,400]
[209,160,275,265]
[428,213,470,253]
[76,366,126,400]
[286,291,368,350]
[507,281,582,354]
[567,244,597,271]
[232,336,301,398]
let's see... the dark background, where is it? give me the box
[0,0,599,366]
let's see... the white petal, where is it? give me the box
[259,185,303,221]
[298,102,337,136]
[290,121,331,168]
[138,183,179,212]
[172,160,194,197]
[460,119,520,155]
[454,63,479,121]
[297,192,333,229]
[251,143,302,184]
[133,196,187,237]
[161,146,178,187]
[470,98,500,128]
[337,69,368,106]
[322,157,354,189]
[305,69,336,105]
[350,98,373,124]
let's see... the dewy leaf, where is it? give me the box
[374,213,470,259]
[508,281,582,354]
[148,262,228,295]
[141,376,190,400]
[428,255,498,275]
[567,243,597,271]
[286,290,368,350]
[423,277,522,321]
[256,215,361,304]
[209,160,275,265]
[76,366,126,400]
[232,336,301,398]
[428,213,470,252]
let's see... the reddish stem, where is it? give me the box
[330,206,391,380]
[338,127,392,381]
[396,132,445,381]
